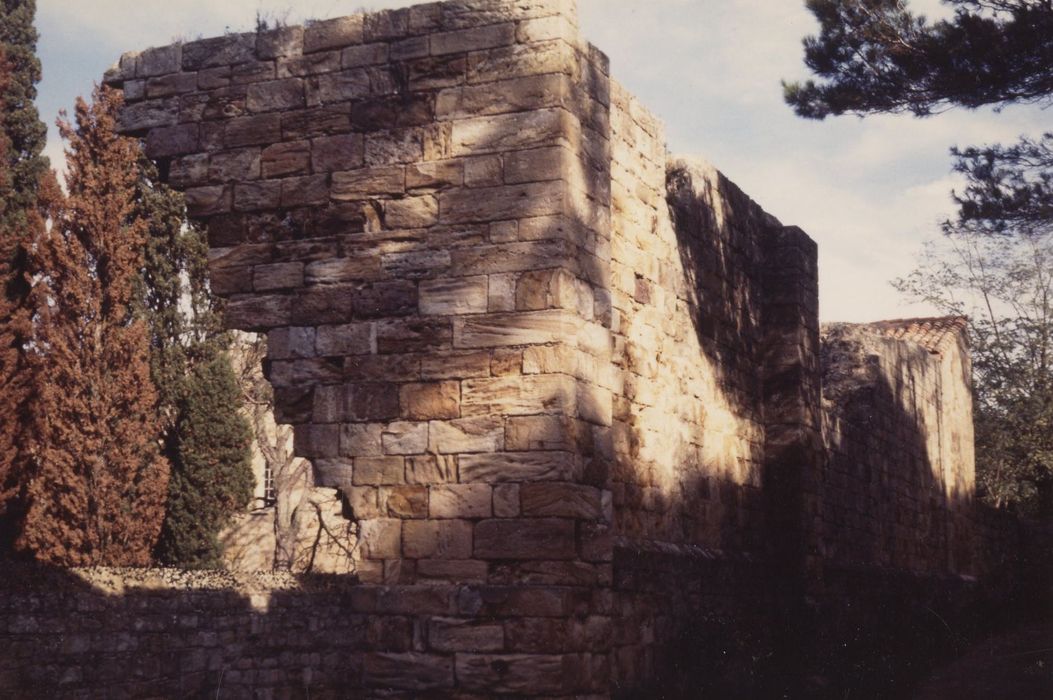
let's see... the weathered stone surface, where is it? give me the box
[209,148,261,182]
[462,374,574,416]
[312,133,365,172]
[234,180,282,211]
[505,415,578,451]
[520,482,602,518]
[454,310,567,349]
[407,160,463,190]
[493,483,521,517]
[400,381,460,420]
[185,185,231,216]
[247,78,306,112]
[429,416,503,454]
[343,42,389,67]
[257,26,304,60]
[307,69,372,105]
[428,618,504,652]
[296,285,354,324]
[437,74,566,120]
[382,421,429,455]
[432,23,515,56]
[182,34,256,70]
[464,155,502,187]
[405,55,466,91]
[304,16,365,54]
[380,484,428,518]
[316,323,373,356]
[331,165,405,200]
[430,484,492,519]
[455,653,572,694]
[144,123,198,158]
[277,51,341,78]
[254,262,304,291]
[138,44,182,77]
[223,294,289,330]
[417,558,488,581]
[304,256,384,285]
[262,140,311,178]
[352,95,435,131]
[340,422,383,457]
[405,454,457,484]
[282,105,353,139]
[450,108,568,156]
[419,276,488,316]
[347,383,401,422]
[281,174,329,207]
[467,42,574,84]
[145,72,198,98]
[384,195,438,228]
[367,128,429,166]
[402,519,472,559]
[225,113,282,147]
[421,350,491,379]
[354,280,418,319]
[354,457,404,486]
[363,652,453,690]
[474,518,576,559]
[439,181,563,224]
[459,451,578,483]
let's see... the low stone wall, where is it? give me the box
[0,566,608,698]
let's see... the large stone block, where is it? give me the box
[459,451,579,483]
[382,421,429,455]
[462,374,575,416]
[455,654,574,695]
[450,109,569,156]
[454,310,568,349]
[429,416,504,454]
[474,518,576,559]
[437,74,567,120]
[182,33,256,70]
[247,78,306,113]
[430,484,492,519]
[400,381,461,420]
[331,165,405,200]
[428,618,504,652]
[520,482,602,518]
[439,181,563,224]
[419,276,488,316]
[359,518,402,559]
[403,519,473,559]
[362,653,453,691]
[304,16,365,54]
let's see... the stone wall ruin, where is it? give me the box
[1,1,1046,697]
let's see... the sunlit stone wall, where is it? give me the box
[821,319,977,575]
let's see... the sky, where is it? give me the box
[34,0,1050,322]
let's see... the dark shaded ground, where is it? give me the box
[914,623,1053,699]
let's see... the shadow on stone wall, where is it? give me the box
[617,173,1051,696]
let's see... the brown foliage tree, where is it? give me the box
[18,86,169,566]
[0,46,49,550]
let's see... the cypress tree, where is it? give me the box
[136,151,253,568]
[0,0,49,551]
[0,0,47,222]
[156,353,254,568]
[19,87,169,566]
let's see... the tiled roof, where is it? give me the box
[866,316,969,355]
